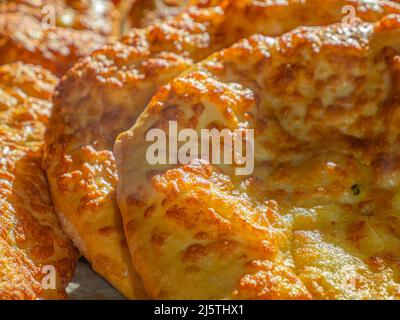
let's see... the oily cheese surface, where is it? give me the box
[0,0,143,299]
[0,63,77,300]
[0,0,117,35]
[115,16,400,299]
[129,0,189,27]
[0,0,117,76]
[44,0,400,299]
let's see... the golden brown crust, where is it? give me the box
[115,15,400,299]
[0,0,118,76]
[0,62,77,300]
[45,0,400,299]
[129,0,189,27]
[0,0,118,35]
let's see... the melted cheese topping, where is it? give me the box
[0,0,117,76]
[115,16,400,299]
[129,0,189,28]
[0,63,77,299]
[45,0,400,299]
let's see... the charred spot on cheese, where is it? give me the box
[351,184,362,196]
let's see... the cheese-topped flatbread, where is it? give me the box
[44,0,400,298]
[115,16,400,299]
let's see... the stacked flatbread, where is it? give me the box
[0,0,136,300]
[3,0,400,299]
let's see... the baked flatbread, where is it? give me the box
[0,0,118,35]
[129,0,189,27]
[115,15,400,299]
[44,0,400,298]
[0,0,121,299]
[0,63,77,300]
[0,0,118,76]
